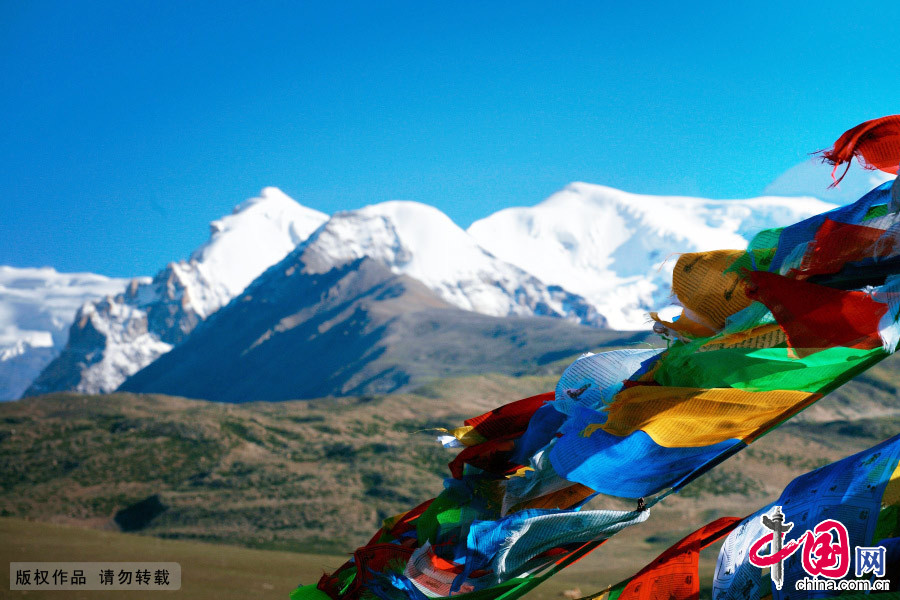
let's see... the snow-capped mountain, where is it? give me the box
[295,201,607,327]
[23,188,328,397]
[0,267,129,400]
[468,182,837,329]
[120,234,643,402]
[9,176,866,400]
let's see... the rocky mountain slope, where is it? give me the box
[301,201,606,326]
[23,188,328,397]
[0,267,129,400]
[118,236,645,401]
[10,176,889,400]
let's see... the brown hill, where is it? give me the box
[3,355,898,555]
[119,247,646,402]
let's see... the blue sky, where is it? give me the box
[2,1,898,277]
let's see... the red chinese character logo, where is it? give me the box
[799,519,850,578]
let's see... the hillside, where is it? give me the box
[0,516,677,600]
[0,517,338,600]
[3,352,899,559]
[118,249,647,402]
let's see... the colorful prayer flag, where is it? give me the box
[294,117,900,600]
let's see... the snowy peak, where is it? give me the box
[306,200,500,284]
[0,266,129,400]
[0,266,128,349]
[468,182,837,329]
[12,178,869,399]
[537,181,834,246]
[299,200,607,325]
[183,187,329,315]
[24,189,329,396]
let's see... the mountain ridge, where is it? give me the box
[23,188,328,397]
[468,182,836,328]
[119,237,645,401]
[6,178,885,400]
[290,199,608,326]
[0,266,130,400]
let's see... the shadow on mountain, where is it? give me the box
[114,494,167,532]
[119,244,647,402]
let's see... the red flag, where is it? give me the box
[611,517,741,600]
[746,271,887,351]
[820,115,900,185]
